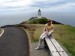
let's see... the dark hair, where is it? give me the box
[47,19,51,22]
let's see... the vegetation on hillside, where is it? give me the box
[26,18,48,24]
[24,24,75,56]
[0,28,2,34]
[1,18,74,56]
[25,17,62,24]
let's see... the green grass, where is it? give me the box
[25,24,75,56]
[53,25,75,56]
[0,28,2,34]
[26,18,48,24]
[25,24,44,42]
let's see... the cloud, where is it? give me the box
[30,0,75,12]
[41,2,75,12]
[0,0,75,12]
[0,0,32,8]
[32,0,63,3]
[0,0,33,12]
[30,1,65,8]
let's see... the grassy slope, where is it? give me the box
[26,24,75,56]
[0,28,2,34]
[53,24,75,56]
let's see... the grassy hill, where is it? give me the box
[0,28,2,34]
[23,24,75,56]
[6,18,74,56]
[21,18,62,24]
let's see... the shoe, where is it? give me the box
[35,47,41,50]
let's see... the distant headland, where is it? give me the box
[1,9,63,28]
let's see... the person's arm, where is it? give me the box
[51,24,54,30]
[44,24,49,35]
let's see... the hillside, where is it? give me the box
[21,18,62,24]
[23,24,75,56]
[1,19,75,56]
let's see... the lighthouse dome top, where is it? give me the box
[38,9,41,12]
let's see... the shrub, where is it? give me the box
[26,18,48,24]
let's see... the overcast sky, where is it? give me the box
[0,0,75,26]
[0,0,75,14]
[0,0,75,15]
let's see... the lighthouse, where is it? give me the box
[38,9,41,18]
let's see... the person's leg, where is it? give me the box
[36,38,43,49]
[40,31,47,39]
[36,31,47,50]
[48,30,54,37]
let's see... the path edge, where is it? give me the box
[0,29,4,37]
[18,27,30,56]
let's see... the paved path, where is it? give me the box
[30,42,50,56]
[0,27,29,56]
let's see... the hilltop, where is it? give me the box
[20,17,62,24]
[22,24,75,56]
[1,18,75,56]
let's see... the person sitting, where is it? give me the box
[35,19,54,50]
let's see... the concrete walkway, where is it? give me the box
[30,42,50,56]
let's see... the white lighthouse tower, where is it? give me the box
[38,9,41,18]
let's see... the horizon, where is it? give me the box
[0,0,75,56]
[0,12,75,26]
[0,0,75,26]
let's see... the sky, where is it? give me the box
[0,0,75,26]
[0,0,75,14]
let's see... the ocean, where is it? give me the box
[0,12,75,27]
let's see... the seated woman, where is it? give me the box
[35,19,54,50]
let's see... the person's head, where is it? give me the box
[47,19,52,25]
